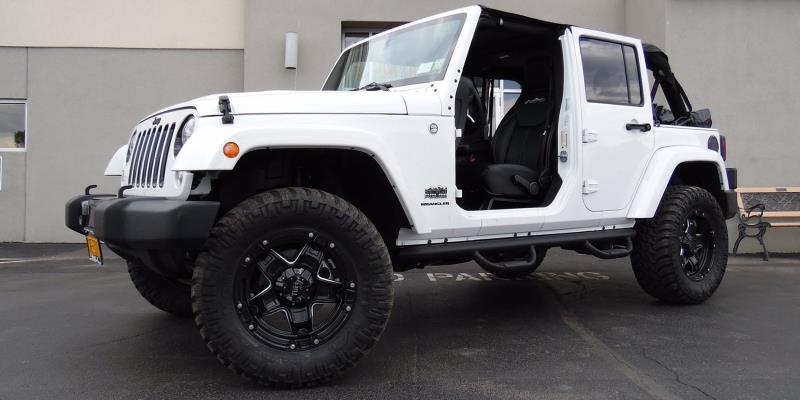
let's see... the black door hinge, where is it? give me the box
[218,95,234,124]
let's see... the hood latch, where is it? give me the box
[218,96,234,124]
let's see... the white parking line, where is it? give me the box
[389,271,612,282]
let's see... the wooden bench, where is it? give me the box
[733,187,800,260]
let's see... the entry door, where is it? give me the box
[572,28,654,212]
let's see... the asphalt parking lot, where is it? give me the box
[1,244,799,400]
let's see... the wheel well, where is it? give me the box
[206,148,410,248]
[669,161,729,216]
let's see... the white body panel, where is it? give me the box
[569,27,655,212]
[103,145,127,176]
[108,6,731,246]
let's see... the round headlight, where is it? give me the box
[174,115,196,156]
[182,116,196,141]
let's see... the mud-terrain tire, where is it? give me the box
[192,188,394,388]
[128,259,192,316]
[476,247,547,279]
[631,185,728,304]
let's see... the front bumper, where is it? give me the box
[65,194,219,249]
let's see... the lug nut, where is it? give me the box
[248,324,254,330]
[290,343,296,350]
[329,242,335,249]
[308,232,314,238]
[313,338,320,345]
[244,257,251,263]
[349,282,356,288]
[236,302,243,309]
[345,305,352,312]
[262,240,268,246]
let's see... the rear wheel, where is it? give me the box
[192,188,393,387]
[127,259,192,316]
[631,185,728,304]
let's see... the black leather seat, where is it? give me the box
[482,61,552,199]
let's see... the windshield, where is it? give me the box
[323,13,466,90]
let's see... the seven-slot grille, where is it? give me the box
[126,122,176,188]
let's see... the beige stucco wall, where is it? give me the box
[0,0,245,49]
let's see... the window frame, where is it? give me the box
[492,80,522,132]
[341,27,385,51]
[0,100,28,153]
[578,36,645,108]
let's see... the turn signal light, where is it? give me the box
[223,142,240,158]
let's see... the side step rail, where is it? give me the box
[395,229,635,266]
[581,237,634,259]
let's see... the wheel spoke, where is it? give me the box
[259,298,283,316]
[288,306,313,334]
[270,243,310,267]
[249,278,273,301]
[315,258,342,286]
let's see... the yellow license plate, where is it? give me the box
[86,234,103,265]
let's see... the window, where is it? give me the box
[341,22,406,50]
[493,80,522,128]
[579,38,642,106]
[326,15,465,90]
[342,29,380,50]
[0,101,26,151]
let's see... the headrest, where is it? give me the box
[523,59,551,92]
[515,90,549,127]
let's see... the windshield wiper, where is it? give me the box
[351,82,393,91]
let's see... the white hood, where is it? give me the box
[143,90,416,121]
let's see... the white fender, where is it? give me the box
[171,114,447,234]
[104,145,128,176]
[627,146,729,218]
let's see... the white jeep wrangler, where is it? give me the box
[66,6,737,387]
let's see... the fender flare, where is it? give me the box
[104,145,128,176]
[171,116,427,233]
[627,146,729,218]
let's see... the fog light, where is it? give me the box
[223,142,240,158]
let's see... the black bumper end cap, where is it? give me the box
[65,195,219,250]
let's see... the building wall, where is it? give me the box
[0,48,28,241]
[244,0,627,91]
[0,0,797,251]
[0,0,245,49]
[19,48,243,242]
[664,0,800,252]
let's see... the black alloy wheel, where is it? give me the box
[631,185,728,304]
[192,188,393,387]
[234,230,356,351]
[679,210,716,282]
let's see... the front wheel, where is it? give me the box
[192,188,394,387]
[631,185,728,304]
[127,259,192,316]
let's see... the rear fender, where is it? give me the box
[628,147,729,218]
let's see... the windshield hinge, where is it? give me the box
[582,129,598,143]
[583,179,599,194]
[219,96,234,124]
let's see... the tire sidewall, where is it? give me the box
[633,186,729,304]
[667,189,728,301]
[193,189,393,382]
